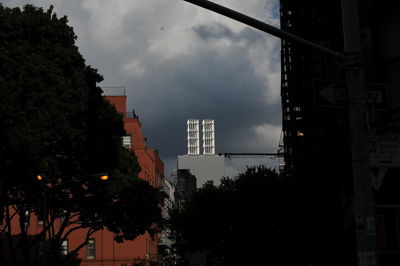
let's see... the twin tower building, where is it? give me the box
[177,119,225,188]
[187,119,215,155]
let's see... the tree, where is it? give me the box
[168,166,287,265]
[168,166,349,266]
[0,5,163,266]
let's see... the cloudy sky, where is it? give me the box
[2,0,282,177]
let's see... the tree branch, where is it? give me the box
[49,212,56,240]
[0,208,17,235]
[53,212,78,246]
[63,224,85,240]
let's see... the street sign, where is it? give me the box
[188,252,207,266]
[369,141,400,167]
[370,168,388,190]
[314,80,387,109]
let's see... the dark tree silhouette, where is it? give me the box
[168,166,285,265]
[0,5,163,266]
[168,166,347,266]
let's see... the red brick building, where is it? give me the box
[63,94,164,265]
[106,95,164,189]
[78,94,164,265]
[64,94,164,265]
[1,94,164,265]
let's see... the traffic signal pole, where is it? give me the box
[342,1,377,265]
[182,1,377,265]
[183,0,342,61]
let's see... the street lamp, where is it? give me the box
[182,1,377,265]
[36,173,109,266]
[36,173,109,183]
[94,173,109,181]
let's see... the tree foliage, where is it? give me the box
[0,4,162,265]
[168,166,347,266]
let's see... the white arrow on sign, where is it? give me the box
[366,89,383,104]
[318,83,348,104]
[370,167,388,190]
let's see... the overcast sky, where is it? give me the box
[2,0,282,178]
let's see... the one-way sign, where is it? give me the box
[314,80,387,109]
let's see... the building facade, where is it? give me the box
[177,155,224,188]
[158,178,175,260]
[101,93,164,265]
[0,92,164,265]
[171,169,196,209]
[178,119,224,188]
[187,119,200,156]
[280,0,400,265]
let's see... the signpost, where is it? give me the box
[369,141,400,167]
[369,141,400,190]
[370,168,387,191]
[314,80,387,109]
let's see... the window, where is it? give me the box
[38,241,44,258]
[22,209,30,230]
[87,239,95,259]
[60,240,68,256]
[122,136,132,149]
[60,210,67,225]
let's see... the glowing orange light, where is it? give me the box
[37,175,43,181]
[100,175,109,181]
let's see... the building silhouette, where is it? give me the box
[280,0,400,265]
[158,177,175,261]
[172,169,196,209]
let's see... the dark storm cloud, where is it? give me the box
[2,0,282,176]
[194,23,265,45]
[126,23,281,159]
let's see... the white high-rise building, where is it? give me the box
[180,119,224,187]
[202,119,215,155]
[187,119,200,155]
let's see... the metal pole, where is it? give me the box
[183,0,343,61]
[341,1,377,265]
[218,153,279,157]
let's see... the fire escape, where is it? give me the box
[280,0,349,180]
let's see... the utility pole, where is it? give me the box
[182,1,377,265]
[342,1,377,265]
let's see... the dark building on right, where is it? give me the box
[172,169,197,209]
[280,0,400,265]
